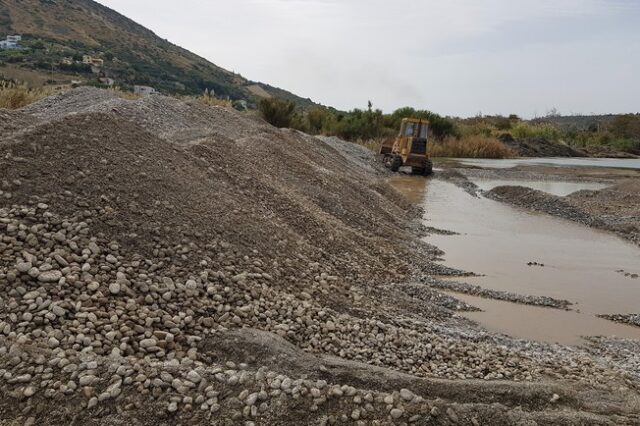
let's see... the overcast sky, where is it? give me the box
[97,0,639,117]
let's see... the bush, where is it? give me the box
[511,122,562,141]
[428,136,514,159]
[258,97,296,128]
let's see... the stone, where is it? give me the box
[140,338,157,349]
[400,388,414,401]
[390,408,404,419]
[38,270,63,283]
[109,282,121,295]
[16,261,32,273]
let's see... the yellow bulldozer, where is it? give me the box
[380,118,433,175]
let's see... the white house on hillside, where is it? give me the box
[0,35,22,49]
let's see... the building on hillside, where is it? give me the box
[61,57,74,65]
[82,55,104,67]
[133,85,158,96]
[0,35,22,49]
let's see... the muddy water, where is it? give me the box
[459,158,640,170]
[471,179,608,196]
[391,176,640,345]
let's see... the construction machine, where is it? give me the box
[380,118,433,175]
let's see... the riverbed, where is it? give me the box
[391,167,640,346]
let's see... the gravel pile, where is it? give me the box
[598,314,640,328]
[424,277,572,310]
[485,186,601,226]
[0,89,639,424]
[315,136,388,176]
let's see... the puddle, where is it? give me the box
[471,179,608,196]
[390,176,640,345]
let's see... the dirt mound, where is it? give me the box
[486,185,600,226]
[21,87,258,143]
[1,89,639,425]
[498,134,585,157]
[0,108,39,135]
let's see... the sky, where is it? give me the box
[97,0,640,117]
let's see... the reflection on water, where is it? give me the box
[390,176,640,345]
[459,157,640,170]
[471,179,609,197]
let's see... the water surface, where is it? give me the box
[459,158,640,170]
[471,179,609,196]
[391,176,640,345]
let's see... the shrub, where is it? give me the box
[428,136,515,159]
[258,97,296,128]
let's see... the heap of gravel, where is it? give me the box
[0,89,638,424]
[598,314,640,328]
[424,277,573,310]
[485,185,601,226]
[315,135,388,176]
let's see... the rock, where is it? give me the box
[48,336,60,348]
[38,270,62,283]
[51,305,66,317]
[16,261,32,273]
[140,338,157,349]
[186,370,202,384]
[88,242,101,255]
[109,282,121,295]
[399,388,414,401]
[246,392,258,406]
[390,408,404,419]
[167,401,178,413]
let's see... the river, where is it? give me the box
[391,172,640,345]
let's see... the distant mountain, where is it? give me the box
[0,0,317,108]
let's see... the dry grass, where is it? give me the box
[428,135,515,159]
[189,92,233,108]
[0,81,58,109]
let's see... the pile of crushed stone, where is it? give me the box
[315,135,388,176]
[0,89,639,425]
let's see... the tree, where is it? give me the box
[387,107,458,139]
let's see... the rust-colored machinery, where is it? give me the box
[380,118,433,175]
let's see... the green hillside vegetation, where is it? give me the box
[0,0,316,108]
[458,114,640,155]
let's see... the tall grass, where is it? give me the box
[0,81,56,109]
[428,136,515,159]
[510,122,562,141]
[188,91,232,108]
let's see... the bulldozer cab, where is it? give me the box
[401,119,428,139]
[380,118,433,175]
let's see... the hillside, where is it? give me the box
[0,0,316,108]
